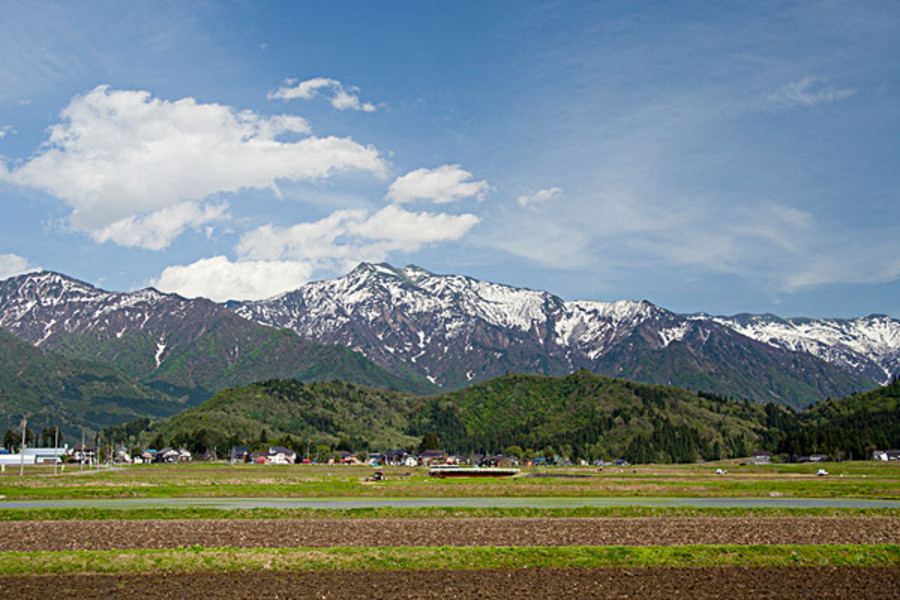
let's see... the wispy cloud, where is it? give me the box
[269,77,377,112]
[0,253,37,280]
[517,187,562,208]
[767,76,856,109]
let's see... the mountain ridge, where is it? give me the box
[230,262,877,407]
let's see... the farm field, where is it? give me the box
[3,460,900,501]
[3,567,900,599]
[2,461,899,598]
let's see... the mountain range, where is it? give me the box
[0,263,898,435]
[230,263,887,408]
[0,270,434,435]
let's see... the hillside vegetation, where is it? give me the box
[129,371,812,463]
[0,331,184,439]
[779,377,900,460]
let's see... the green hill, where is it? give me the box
[777,378,900,459]
[132,370,799,463]
[147,379,419,451]
[0,330,185,439]
[408,370,788,463]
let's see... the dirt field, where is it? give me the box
[2,517,898,551]
[2,567,899,599]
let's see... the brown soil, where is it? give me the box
[1,517,898,551]
[2,567,899,599]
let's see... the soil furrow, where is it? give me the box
[1,517,898,551]
[2,567,899,599]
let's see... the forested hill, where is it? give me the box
[777,377,900,460]
[408,371,788,463]
[127,371,799,464]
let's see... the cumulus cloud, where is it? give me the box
[517,187,562,208]
[269,77,377,112]
[0,253,36,280]
[94,202,230,251]
[155,204,480,300]
[386,165,489,204]
[153,256,314,302]
[2,85,385,250]
[238,204,480,270]
[767,76,856,109]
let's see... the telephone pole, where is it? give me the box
[19,416,27,477]
[53,426,59,476]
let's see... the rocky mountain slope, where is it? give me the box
[0,271,436,407]
[707,313,900,385]
[230,263,873,408]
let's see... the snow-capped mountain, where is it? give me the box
[707,313,900,385]
[0,264,890,409]
[0,270,434,401]
[229,263,874,407]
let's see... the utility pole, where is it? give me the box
[19,416,27,477]
[53,426,58,476]
[80,429,85,472]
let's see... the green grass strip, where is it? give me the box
[1,506,899,521]
[0,544,898,575]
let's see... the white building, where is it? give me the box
[0,446,68,465]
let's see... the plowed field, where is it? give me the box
[2,567,899,599]
[1,517,898,551]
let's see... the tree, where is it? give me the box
[150,432,165,450]
[314,444,332,463]
[41,426,62,447]
[2,429,17,451]
[504,445,524,460]
[419,432,441,453]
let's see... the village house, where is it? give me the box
[752,451,772,465]
[230,446,250,463]
[267,446,296,464]
[69,442,97,464]
[873,450,900,461]
[156,447,191,463]
[418,449,445,465]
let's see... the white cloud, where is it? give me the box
[2,85,385,250]
[238,204,480,270]
[0,125,10,139]
[767,76,856,109]
[386,165,489,204]
[269,77,377,112]
[517,187,562,208]
[0,253,36,279]
[93,202,229,251]
[153,256,314,302]
[160,204,479,301]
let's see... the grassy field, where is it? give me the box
[0,544,897,575]
[2,461,897,595]
[1,460,899,501]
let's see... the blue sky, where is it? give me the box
[0,1,898,317]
